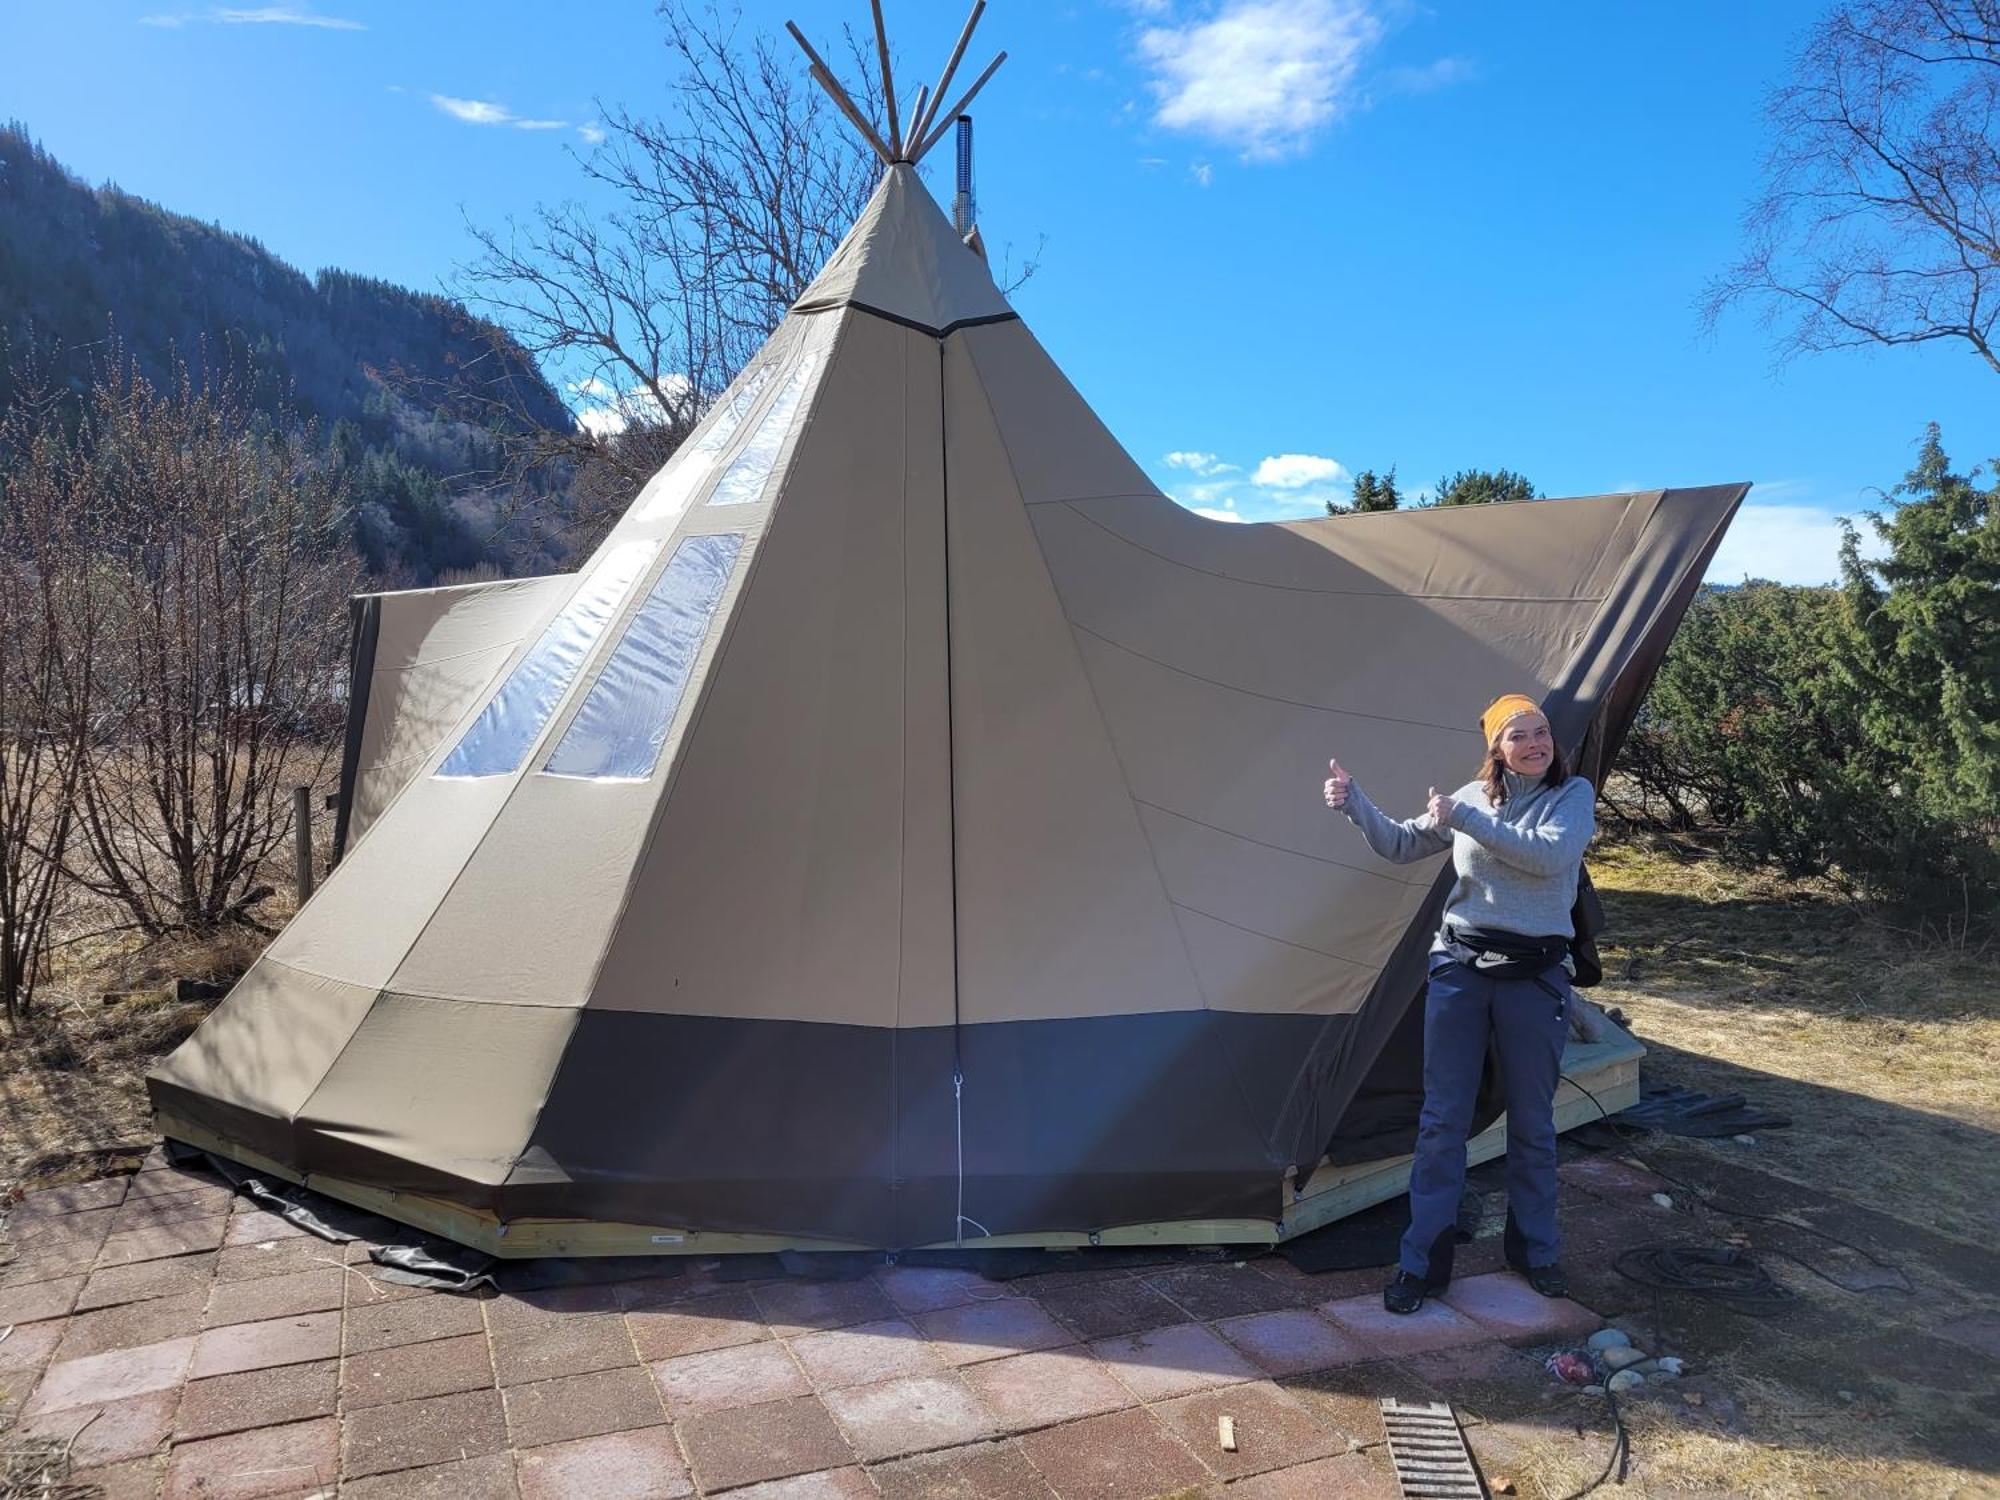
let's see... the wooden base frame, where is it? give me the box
[155,1024,1643,1260]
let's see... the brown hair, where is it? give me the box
[1479,739,1568,807]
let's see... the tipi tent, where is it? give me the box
[150,11,1744,1256]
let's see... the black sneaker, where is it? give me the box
[1519,1263,1569,1299]
[1383,1270,1429,1315]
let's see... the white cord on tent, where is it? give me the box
[953,1068,992,1244]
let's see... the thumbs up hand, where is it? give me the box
[1426,786,1458,827]
[1323,759,1353,810]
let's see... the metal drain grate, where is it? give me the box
[1380,1398,1485,1499]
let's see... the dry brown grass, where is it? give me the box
[1589,836,2000,1246]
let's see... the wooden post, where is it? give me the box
[294,785,315,903]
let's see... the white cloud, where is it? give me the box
[1703,503,1881,586]
[1136,0,1384,159]
[431,95,570,131]
[142,4,364,27]
[578,122,607,145]
[1163,450,1240,475]
[1192,506,1248,523]
[570,375,691,439]
[1190,161,1214,187]
[1254,452,1348,489]
[1382,55,1474,94]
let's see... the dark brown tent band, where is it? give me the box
[149,13,1742,1257]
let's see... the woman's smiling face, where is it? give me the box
[1497,712,1554,776]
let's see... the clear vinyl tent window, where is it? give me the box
[632,364,774,523]
[435,540,659,779]
[705,318,838,508]
[542,532,745,781]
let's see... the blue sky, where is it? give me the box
[4,0,1991,583]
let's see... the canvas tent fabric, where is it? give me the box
[151,163,1744,1251]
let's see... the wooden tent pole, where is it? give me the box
[785,21,895,164]
[910,0,985,147]
[910,51,1006,164]
[868,0,902,157]
[906,84,931,160]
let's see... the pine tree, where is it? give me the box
[1431,468,1539,506]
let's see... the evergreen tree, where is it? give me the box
[1431,468,1539,506]
[1325,467,1401,516]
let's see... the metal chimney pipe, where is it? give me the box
[952,115,976,236]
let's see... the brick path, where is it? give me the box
[6,1146,1991,1497]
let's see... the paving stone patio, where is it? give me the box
[3,1147,1995,1497]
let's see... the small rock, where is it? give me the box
[1583,1384,1606,1396]
[1838,1389,1856,1402]
[1646,1370,1679,1384]
[1683,1391,1705,1407]
[1602,1346,1648,1371]
[1650,1192,1674,1209]
[1657,1357,1685,1376]
[1607,1369,1645,1393]
[1586,1328,1632,1352]
[1491,1478,1517,1496]
[1733,1134,1756,1145]
[1630,1358,1660,1375]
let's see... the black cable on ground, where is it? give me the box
[1553,1385,1630,1500]
[1611,1244,1797,1316]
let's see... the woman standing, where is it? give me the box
[1323,695,1593,1314]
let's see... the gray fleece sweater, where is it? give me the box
[1342,771,1595,945]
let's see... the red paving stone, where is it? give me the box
[1318,1290,1490,1357]
[341,1452,520,1499]
[188,1309,341,1377]
[789,1317,946,1390]
[344,1331,496,1409]
[822,1372,999,1461]
[343,1387,510,1478]
[55,1290,207,1361]
[70,1457,169,1500]
[127,1168,215,1201]
[1215,1308,1369,1378]
[492,1313,639,1386]
[1218,1448,1401,1500]
[201,1266,344,1328]
[1150,1380,1343,1480]
[652,1338,811,1417]
[871,1440,1057,1500]
[1146,1264,1305,1321]
[486,1281,627,1331]
[679,1394,856,1491]
[174,1357,340,1440]
[77,1253,220,1311]
[1090,1322,1258,1402]
[14,1387,177,1467]
[628,1289,775,1361]
[222,1209,310,1247]
[213,1237,336,1284]
[26,1335,194,1415]
[0,1317,64,1374]
[164,1415,340,1500]
[95,1215,229,1268]
[752,1276,898,1336]
[724,1466,879,1500]
[1017,1407,1209,1500]
[1437,1271,1603,1346]
[960,1347,1133,1432]
[0,1274,83,1325]
[515,1426,694,1500]
[1034,1278,1186,1342]
[878,1266,1016,1315]
[12,1178,129,1218]
[343,1290,487,1352]
[915,1297,1072,1366]
[110,1185,234,1231]
[501,1364,667,1449]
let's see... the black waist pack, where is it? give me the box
[1570,863,1604,988]
[1442,924,1571,983]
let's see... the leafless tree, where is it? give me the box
[1704,0,2000,375]
[72,353,359,937]
[451,2,1037,555]
[0,350,102,1025]
[450,1,883,542]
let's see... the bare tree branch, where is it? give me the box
[1704,0,2000,376]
